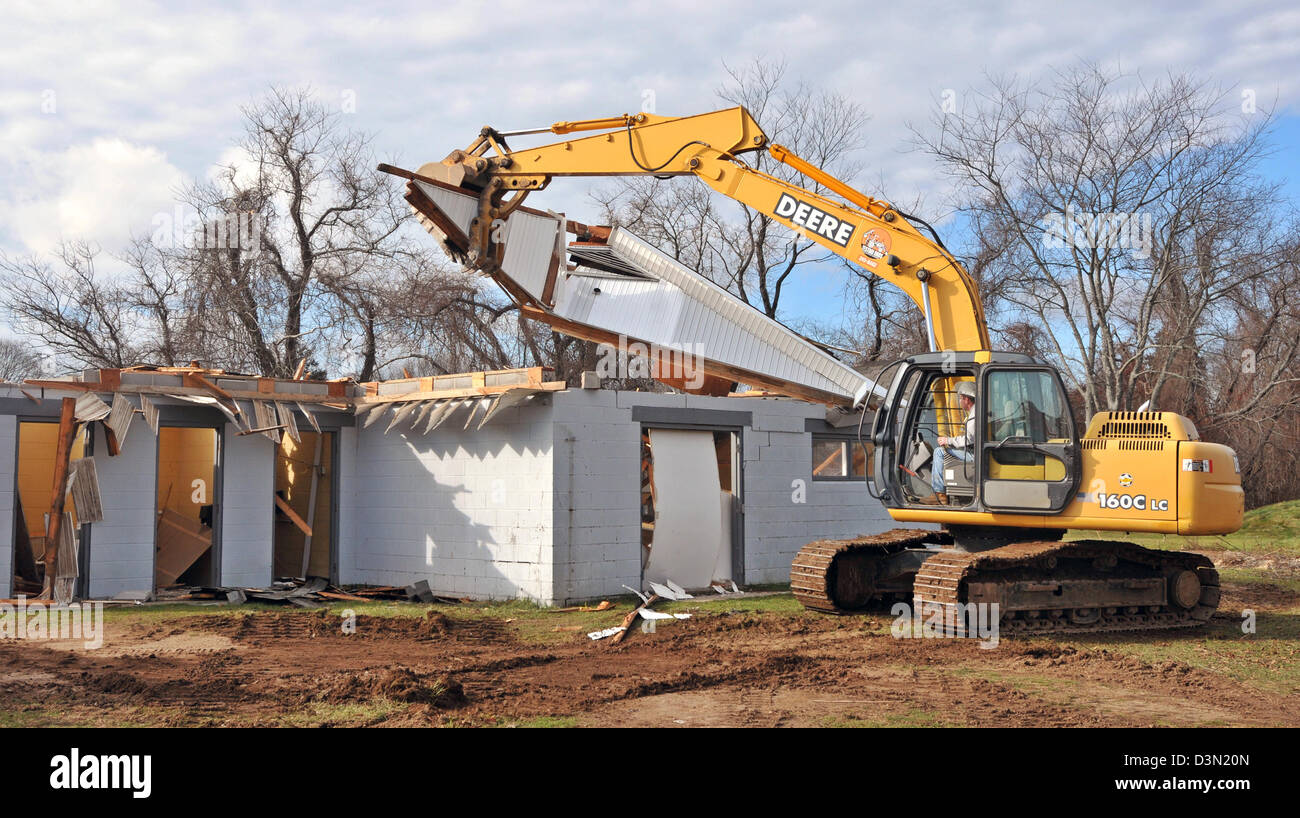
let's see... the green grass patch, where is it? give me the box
[1066,498,1300,556]
[494,715,578,728]
[268,700,410,727]
[658,591,803,617]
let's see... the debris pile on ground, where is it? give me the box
[145,576,466,607]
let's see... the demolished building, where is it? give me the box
[0,199,898,605]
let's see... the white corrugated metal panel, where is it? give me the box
[500,209,563,302]
[551,270,855,398]
[606,228,874,399]
[413,180,477,235]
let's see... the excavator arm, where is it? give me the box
[409,106,990,353]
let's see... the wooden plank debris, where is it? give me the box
[610,594,661,645]
[168,393,241,426]
[362,404,390,428]
[476,388,537,429]
[385,401,420,433]
[423,400,458,433]
[253,401,280,443]
[277,402,301,443]
[274,494,313,537]
[52,511,78,605]
[295,401,321,433]
[40,398,78,599]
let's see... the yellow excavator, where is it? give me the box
[390,106,1244,634]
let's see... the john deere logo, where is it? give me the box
[1118,473,1133,488]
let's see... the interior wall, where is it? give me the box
[17,421,87,537]
[156,427,215,520]
[154,427,216,588]
[274,430,333,579]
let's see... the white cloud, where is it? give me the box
[1,0,1297,267]
[0,138,185,256]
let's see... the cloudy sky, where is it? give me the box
[3,0,1298,326]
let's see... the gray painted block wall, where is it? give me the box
[87,416,158,598]
[550,389,644,604]
[220,423,274,588]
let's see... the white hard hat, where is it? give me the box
[955,381,976,400]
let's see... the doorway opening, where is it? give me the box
[640,427,741,590]
[274,430,334,581]
[12,421,89,596]
[155,427,219,590]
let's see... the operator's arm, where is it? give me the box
[939,411,976,448]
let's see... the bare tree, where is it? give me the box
[0,240,180,369]
[0,337,46,382]
[170,87,414,377]
[1,87,521,381]
[915,65,1284,418]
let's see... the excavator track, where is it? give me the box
[912,539,1221,635]
[791,528,951,613]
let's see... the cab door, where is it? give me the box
[978,366,1080,513]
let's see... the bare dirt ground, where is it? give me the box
[3,557,1298,728]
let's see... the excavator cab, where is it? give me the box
[871,352,1081,515]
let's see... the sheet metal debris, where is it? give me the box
[73,393,112,422]
[105,393,134,451]
[67,457,104,524]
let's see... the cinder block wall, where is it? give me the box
[550,389,644,604]
[740,407,897,585]
[220,424,274,588]
[87,416,158,598]
[553,390,898,600]
[343,398,557,602]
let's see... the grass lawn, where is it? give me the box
[1066,499,1300,556]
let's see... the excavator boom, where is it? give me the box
[415,106,989,352]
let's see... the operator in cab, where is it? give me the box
[924,380,976,505]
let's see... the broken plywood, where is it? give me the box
[155,508,212,586]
